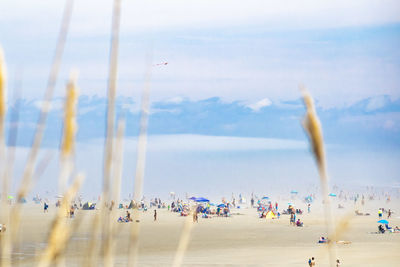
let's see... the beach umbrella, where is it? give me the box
[290,190,298,194]
[377,219,389,224]
[188,197,196,201]
[195,197,209,202]
[7,196,13,199]
[217,204,226,208]
[262,196,269,200]
[329,193,337,197]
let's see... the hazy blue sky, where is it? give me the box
[1,0,399,200]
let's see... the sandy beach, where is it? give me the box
[6,197,400,266]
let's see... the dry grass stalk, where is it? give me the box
[172,210,196,267]
[18,0,74,221]
[0,67,23,267]
[83,211,101,267]
[10,152,53,240]
[59,72,78,194]
[0,44,11,267]
[98,0,122,266]
[103,119,125,267]
[102,0,121,204]
[0,45,7,201]
[128,54,153,267]
[315,212,354,262]
[301,86,337,266]
[0,46,6,124]
[37,174,84,267]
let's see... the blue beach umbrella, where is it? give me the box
[262,196,269,200]
[290,190,298,194]
[195,197,210,202]
[377,219,389,224]
[217,204,226,208]
[329,193,337,197]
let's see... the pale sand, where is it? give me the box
[6,198,400,266]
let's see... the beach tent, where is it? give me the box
[82,202,95,210]
[128,200,134,209]
[265,210,277,219]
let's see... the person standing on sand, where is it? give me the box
[43,202,48,213]
[388,209,391,218]
[336,259,341,266]
[311,257,315,266]
[154,209,157,221]
[193,211,198,223]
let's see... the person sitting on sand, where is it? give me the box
[318,236,328,243]
[296,219,303,227]
[0,224,6,233]
[378,224,385,234]
[384,224,393,233]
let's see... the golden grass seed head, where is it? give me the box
[0,46,7,118]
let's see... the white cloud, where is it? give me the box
[339,112,400,131]
[384,119,395,130]
[246,98,272,112]
[33,99,64,112]
[366,96,387,111]
[164,96,184,104]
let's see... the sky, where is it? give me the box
[1,0,400,200]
